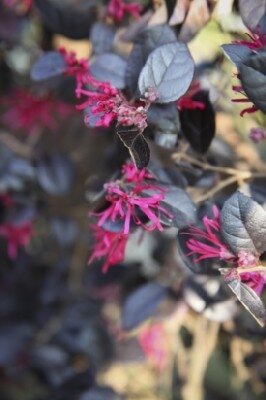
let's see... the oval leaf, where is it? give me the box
[35,152,75,196]
[220,269,266,326]
[90,22,116,55]
[239,50,266,113]
[220,191,266,255]
[35,0,97,39]
[31,51,67,81]
[159,185,197,228]
[90,53,127,89]
[138,42,194,103]
[239,0,266,31]
[122,283,168,330]
[221,44,252,68]
[116,125,150,169]
[180,90,215,154]
[126,24,177,96]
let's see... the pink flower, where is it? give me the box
[186,207,266,295]
[177,81,206,111]
[0,221,33,259]
[91,163,171,235]
[88,225,128,272]
[233,30,266,50]
[237,250,259,268]
[59,48,154,130]
[122,161,154,183]
[77,78,150,129]
[95,179,171,235]
[138,323,168,372]
[76,81,120,127]
[117,103,148,131]
[239,271,266,296]
[0,88,73,135]
[186,206,235,262]
[107,0,142,22]
[249,127,266,143]
[59,47,90,92]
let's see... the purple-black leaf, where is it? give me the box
[180,90,215,154]
[220,269,266,326]
[116,125,150,169]
[239,50,266,113]
[51,217,78,247]
[221,44,252,68]
[138,42,194,103]
[121,282,168,330]
[90,53,127,89]
[126,24,177,96]
[31,51,67,81]
[35,0,97,39]
[220,191,266,255]
[80,386,123,400]
[90,22,116,55]
[177,228,217,275]
[148,102,180,136]
[158,185,197,228]
[238,0,266,32]
[35,152,75,196]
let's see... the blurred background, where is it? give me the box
[0,1,266,399]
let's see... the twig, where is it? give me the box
[0,132,32,158]
[194,175,238,203]
[172,152,266,203]
[181,316,220,400]
[172,152,266,178]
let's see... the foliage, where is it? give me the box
[0,1,266,400]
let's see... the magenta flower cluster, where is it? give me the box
[186,206,266,295]
[89,162,172,272]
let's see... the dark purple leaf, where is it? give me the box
[220,191,266,255]
[180,90,215,154]
[221,44,252,67]
[250,178,266,205]
[117,125,150,169]
[35,152,75,196]
[148,102,180,135]
[90,53,127,89]
[138,42,194,103]
[51,217,79,247]
[35,0,97,39]
[122,283,168,330]
[80,386,123,400]
[220,268,266,326]
[239,50,266,113]
[0,323,31,366]
[90,22,116,55]
[238,0,266,32]
[126,24,177,96]
[158,185,197,228]
[55,319,114,370]
[31,51,67,81]
[177,228,217,275]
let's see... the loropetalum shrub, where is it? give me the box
[1,1,266,399]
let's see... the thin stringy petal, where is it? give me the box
[88,225,128,272]
[107,0,142,22]
[0,221,33,259]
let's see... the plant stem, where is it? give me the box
[181,316,220,400]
